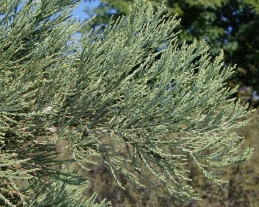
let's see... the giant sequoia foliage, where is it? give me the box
[0,0,254,206]
[83,0,259,92]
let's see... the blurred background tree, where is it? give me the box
[82,0,259,106]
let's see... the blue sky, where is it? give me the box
[72,0,100,21]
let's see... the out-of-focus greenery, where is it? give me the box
[82,0,259,92]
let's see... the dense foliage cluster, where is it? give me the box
[0,0,254,206]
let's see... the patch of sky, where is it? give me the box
[72,0,100,21]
